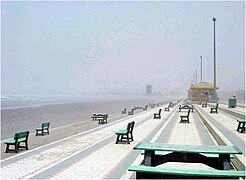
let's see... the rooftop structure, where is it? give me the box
[188,82,219,102]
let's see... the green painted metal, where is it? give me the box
[134,142,242,154]
[115,129,127,135]
[237,119,246,123]
[140,150,235,158]
[128,165,246,178]
[228,98,237,108]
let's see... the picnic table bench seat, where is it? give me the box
[153,109,162,119]
[180,109,191,123]
[210,103,219,113]
[236,119,245,133]
[4,131,30,153]
[36,122,50,136]
[115,121,135,144]
[129,165,246,179]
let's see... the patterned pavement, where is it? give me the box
[1,103,245,179]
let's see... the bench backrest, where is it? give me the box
[14,131,29,141]
[216,103,219,109]
[126,122,132,132]
[129,121,135,133]
[187,109,191,117]
[158,109,162,114]
[42,122,50,129]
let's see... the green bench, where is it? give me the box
[143,105,148,111]
[4,131,30,153]
[98,114,108,124]
[115,121,135,144]
[122,108,127,114]
[129,165,246,179]
[164,105,170,111]
[236,119,245,133]
[202,101,207,108]
[36,122,50,136]
[153,109,162,119]
[169,102,175,108]
[128,109,134,115]
[210,103,219,113]
[180,109,191,123]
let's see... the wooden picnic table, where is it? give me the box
[133,142,242,170]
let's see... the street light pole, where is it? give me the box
[212,17,217,102]
[200,56,202,83]
[196,69,197,84]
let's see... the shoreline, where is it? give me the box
[1,99,153,140]
[1,98,172,160]
[1,110,131,160]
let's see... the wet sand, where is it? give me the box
[1,99,149,159]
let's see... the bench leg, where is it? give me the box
[15,144,18,153]
[115,135,120,144]
[130,132,134,141]
[25,141,29,150]
[237,123,241,131]
[127,134,130,144]
[5,144,9,153]
[219,154,230,170]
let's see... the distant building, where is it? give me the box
[146,85,152,95]
[188,82,219,102]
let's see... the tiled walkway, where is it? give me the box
[1,103,245,179]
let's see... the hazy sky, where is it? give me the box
[1,1,245,95]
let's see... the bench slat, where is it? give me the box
[129,166,246,178]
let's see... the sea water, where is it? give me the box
[1,92,170,110]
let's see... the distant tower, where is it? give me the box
[146,85,152,95]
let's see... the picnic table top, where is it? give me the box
[133,142,242,155]
[237,118,246,122]
[179,105,193,108]
[92,113,108,116]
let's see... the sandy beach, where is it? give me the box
[1,99,152,159]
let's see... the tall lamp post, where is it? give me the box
[212,17,218,102]
[200,56,202,83]
[196,69,198,84]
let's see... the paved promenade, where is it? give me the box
[1,103,245,179]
